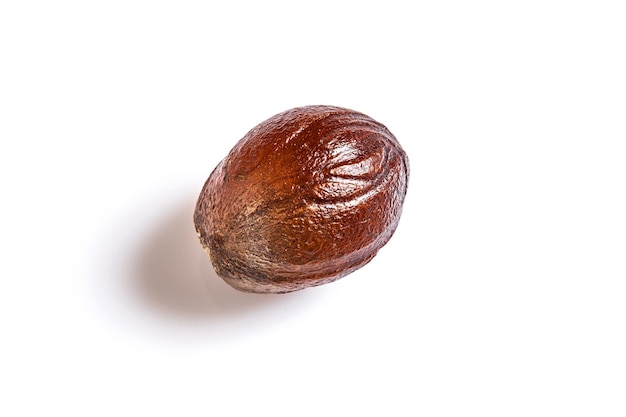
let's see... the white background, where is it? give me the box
[1,1,625,415]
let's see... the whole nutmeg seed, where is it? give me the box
[194,105,409,293]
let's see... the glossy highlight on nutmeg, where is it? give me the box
[194,105,409,293]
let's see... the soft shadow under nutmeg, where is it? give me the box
[135,200,309,319]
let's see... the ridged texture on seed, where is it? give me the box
[194,105,409,293]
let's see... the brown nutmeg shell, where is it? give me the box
[194,105,409,293]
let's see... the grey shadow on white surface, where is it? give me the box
[134,197,315,320]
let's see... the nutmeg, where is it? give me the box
[194,105,409,293]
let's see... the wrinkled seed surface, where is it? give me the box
[194,105,409,293]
